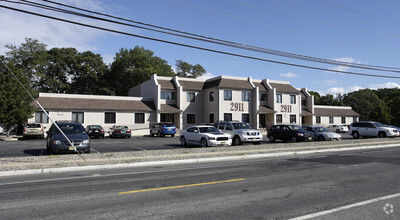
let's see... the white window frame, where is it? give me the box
[290,95,296,104]
[135,112,145,124]
[242,91,250,102]
[276,94,282,104]
[224,90,232,101]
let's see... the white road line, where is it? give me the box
[290,193,400,220]
[129,146,147,151]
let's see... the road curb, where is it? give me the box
[1,143,399,177]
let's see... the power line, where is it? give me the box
[10,0,400,73]
[2,4,400,79]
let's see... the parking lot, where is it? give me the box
[0,133,360,158]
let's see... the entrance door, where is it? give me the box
[161,113,175,123]
[259,114,266,128]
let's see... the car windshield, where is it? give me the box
[288,125,302,130]
[162,123,174,127]
[199,127,219,133]
[55,124,85,134]
[116,126,128,130]
[89,125,101,129]
[315,127,329,132]
[373,122,385,127]
[26,124,41,128]
[232,123,251,129]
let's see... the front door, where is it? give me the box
[161,113,174,123]
[259,114,266,128]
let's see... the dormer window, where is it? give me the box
[161,90,176,100]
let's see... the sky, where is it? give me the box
[1,0,400,95]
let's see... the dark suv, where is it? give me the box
[46,121,90,154]
[267,125,313,142]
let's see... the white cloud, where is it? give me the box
[279,72,297,78]
[369,82,400,89]
[198,72,217,80]
[328,57,361,73]
[324,79,339,85]
[325,85,363,95]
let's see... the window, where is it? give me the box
[218,122,226,130]
[35,111,49,123]
[316,116,321,124]
[224,90,232,101]
[209,113,214,123]
[290,115,296,123]
[224,113,232,121]
[226,123,233,130]
[242,91,250,102]
[135,113,145,124]
[161,90,176,100]
[242,113,250,123]
[276,114,282,123]
[187,114,195,124]
[329,116,334,124]
[72,112,84,123]
[209,91,214,102]
[276,94,282,103]
[105,112,116,124]
[302,99,307,106]
[341,117,346,124]
[260,93,267,101]
[187,92,195,102]
[290,95,296,104]
[353,117,357,122]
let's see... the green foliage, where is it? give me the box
[0,58,35,136]
[308,91,321,104]
[175,60,206,78]
[108,46,174,95]
[342,89,390,123]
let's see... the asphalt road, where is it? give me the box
[0,133,357,158]
[0,147,399,219]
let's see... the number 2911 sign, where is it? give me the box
[280,105,292,113]
[230,102,244,111]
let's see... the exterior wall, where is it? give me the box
[203,88,219,124]
[218,89,252,122]
[182,90,204,128]
[29,110,153,136]
[315,116,358,127]
[273,93,301,125]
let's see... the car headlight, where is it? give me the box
[52,140,61,145]
[297,133,304,136]
[208,137,216,140]
[82,140,90,144]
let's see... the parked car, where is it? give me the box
[180,125,232,147]
[303,126,341,141]
[267,125,313,142]
[150,122,176,137]
[109,125,131,138]
[86,125,105,139]
[23,123,45,139]
[213,121,263,145]
[326,125,349,133]
[46,121,90,154]
[0,126,3,134]
[348,121,399,139]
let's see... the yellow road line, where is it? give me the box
[118,178,246,195]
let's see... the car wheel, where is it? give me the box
[352,131,359,139]
[180,136,187,146]
[158,131,161,137]
[233,136,241,146]
[336,129,340,133]
[378,132,386,138]
[291,136,297,142]
[201,138,208,148]
[269,135,275,143]
[317,135,325,141]
[128,135,131,138]
[46,144,51,153]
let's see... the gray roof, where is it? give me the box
[160,104,180,113]
[33,97,155,112]
[253,82,267,92]
[179,80,204,91]
[158,79,176,90]
[270,83,300,94]
[203,78,253,90]
[314,107,359,116]
[259,105,276,113]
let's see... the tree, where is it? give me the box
[308,91,321,104]
[0,58,35,136]
[175,60,206,78]
[108,46,174,95]
[343,89,390,123]
[5,38,48,90]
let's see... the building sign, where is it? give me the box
[230,102,244,111]
[280,105,292,113]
